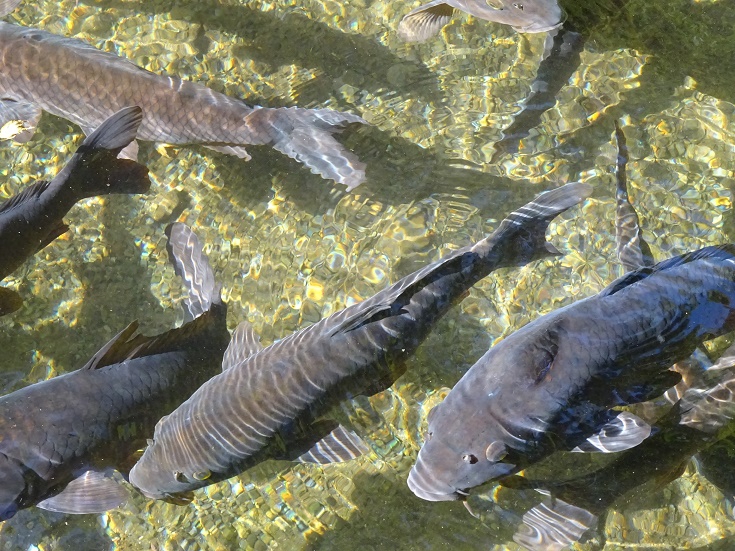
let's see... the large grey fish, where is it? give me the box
[408,245,735,501]
[506,344,735,551]
[0,221,230,520]
[0,0,366,190]
[0,105,150,316]
[128,182,592,501]
[398,0,563,43]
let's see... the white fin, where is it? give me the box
[398,1,455,42]
[297,425,369,464]
[0,99,41,143]
[222,320,264,371]
[203,144,251,160]
[514,498,598,551]
[36,471,128,514]
[0,0,21,17]
[571,411,651,453]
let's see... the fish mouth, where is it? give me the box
[512,20,564,33]
[407,464,466,502]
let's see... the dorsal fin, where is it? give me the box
[600,244,735,297]
[0,180,51,216]
[222,320,264,371]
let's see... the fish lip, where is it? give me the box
[511,20,564,33]
[406,466,465,502]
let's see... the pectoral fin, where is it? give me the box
[297,425,370,464]
[0,287,23,316]
[571,411,651,453]
[398,1,455,42]
[0,99,41,143]
[513,498,598,551]
[0,0,21,17]
[36,470,128,514]
[222,320,264,371]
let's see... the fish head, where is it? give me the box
[129,439,211,501]
[455,0,564,33]
[408,398,518,502]
[0,453,27,520]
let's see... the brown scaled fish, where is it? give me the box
[0,0,367,189]
[0,106,150,316]
[398,0,563,43]
[0,219,230,520]
[128,183,592,502]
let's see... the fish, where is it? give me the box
[397,0,563,43]
[128,182,592,501]
[505,343,735,551]
[0,0,367,190]
[0,105,150,316]
[0,220,231,520]
[408,171,735,503]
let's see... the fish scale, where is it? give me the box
[129,182,592,500]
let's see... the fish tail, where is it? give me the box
[165,223,222,321]
[478,182,593,268]
[66,106,151,200]
[243,107,367,190]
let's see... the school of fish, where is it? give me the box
[1,0,734,549]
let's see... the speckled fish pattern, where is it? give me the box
[128,182,592,500]
[0,22,367,189]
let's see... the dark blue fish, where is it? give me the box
[128,183,592,501]
[0,221,230,520]
[0,106,150,315]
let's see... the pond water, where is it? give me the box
[0,0,734,549]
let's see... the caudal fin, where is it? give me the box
[165,223,221,321]
[64,106,151,199]
[484,182,593,268]
[244,106,367,190]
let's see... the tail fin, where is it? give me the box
[484,182,593,268]
[243,106,367,190]
[165,223,221,321]
[64,106,151,199]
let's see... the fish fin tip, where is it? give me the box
[203,144,251,160]
[118,140,139,161]
[397,1,454,42]
[572,411,651,453]
[82,321,141,370]
[36,471,128,515]
[0,287,23,316]
[514,498,598,551]
[165,222,221,318]
[297,425,369,464]
[222,320,263,371]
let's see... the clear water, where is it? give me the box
[0,0,734,549]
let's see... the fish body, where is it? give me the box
[0,106,150,315]
[408,245,735,502]
[128,183,592,500]
[398,0,563,42]
[0,223,230,520]
[0,1,366,189]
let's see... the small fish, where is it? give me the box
[0,0,367,189]
[0,106,150,316]
[128,182,592,501]
[408,245,735,502]
[0,221,230,520]
[398,0,563,43]
[507,343,735,551]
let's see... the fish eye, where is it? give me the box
[462,453,479,464]
[513,2,524,9]
[193,470,211,481]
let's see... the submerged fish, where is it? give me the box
[128,182,592,501]
[507,344,735,551]
[398,0,563,43]
[0,0,367,189]
[408,236,735,501]
[0,106,150,316]
[0,222,230,520]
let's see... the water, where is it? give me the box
[0,0,734,548]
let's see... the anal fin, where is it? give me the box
[0,98,41,143]
[36,470,128,514]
